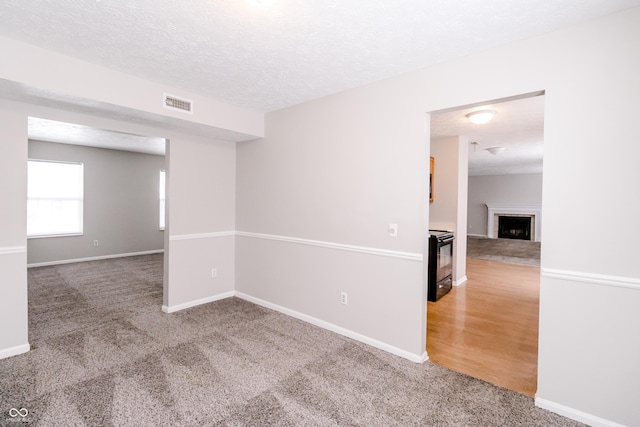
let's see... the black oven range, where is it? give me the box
[427,230,454,302]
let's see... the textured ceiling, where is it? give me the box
[3,1,640,167]
[1,0,640,113]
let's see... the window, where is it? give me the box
[27,160,84,237]
[159,170,166,230]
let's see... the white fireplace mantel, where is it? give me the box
[486,204,542,242]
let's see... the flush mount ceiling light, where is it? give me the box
[486,146,506,155]
[466,110,496,125]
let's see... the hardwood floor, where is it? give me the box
[426,258,540,397]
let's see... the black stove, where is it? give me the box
[429,229,454,239]
[427,230,454,301]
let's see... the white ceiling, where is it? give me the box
[1,0,639,113]
[2,1,639,162]
[430,93,545,176]
[28,117,166,156]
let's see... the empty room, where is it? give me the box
[1,1,639,426]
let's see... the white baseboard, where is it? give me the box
[0,343,30,360]
[535,397,626,427]
[454,276,467,286]
[467,233,487,238]
[159,289,429,364]
[235,292,428,364]
[162,291,235,313]
[27,249,164,268]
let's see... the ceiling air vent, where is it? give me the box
[163,93,193,114]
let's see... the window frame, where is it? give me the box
[27,159,84,239]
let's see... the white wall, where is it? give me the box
[429,137,458,231]
[164,134,236,311]
[455,138,469,285]
[236,8,640,426]
[429,136,468,284]
[27,140,165,265]
[0,102,29,359]
[236,82,429,359]
[467,173,543,237]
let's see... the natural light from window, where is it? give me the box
[27,160,84,237]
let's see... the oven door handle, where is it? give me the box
[440,236,455,244]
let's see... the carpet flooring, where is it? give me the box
[466,236,541,266]
[0,254,583,426]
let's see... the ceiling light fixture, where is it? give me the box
[470,141,479,152]
[486,147,506,155]
[466,110,496,125]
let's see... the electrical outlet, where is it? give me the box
[93,240,99,247]
[211,268,217,278]
[340,292,348,305]
[389,224,398,237]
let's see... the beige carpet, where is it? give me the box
[0,254,583,426]
[467,236,541,266]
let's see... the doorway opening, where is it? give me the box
[26,117,168,342]
[426,91,545,397]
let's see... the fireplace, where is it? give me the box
[485,204,541,242]
[498,215,531,240]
